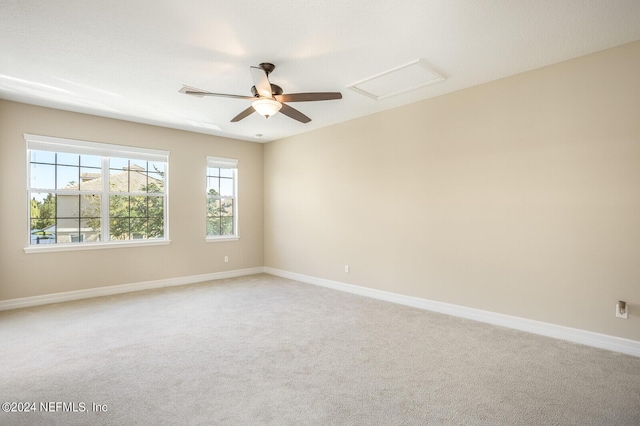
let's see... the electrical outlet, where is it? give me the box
[345,265,350,273]
[616,302,628,319]
[224,256,228,263]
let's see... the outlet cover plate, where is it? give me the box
[616,303,628,319]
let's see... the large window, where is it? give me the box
[206,156,237,240]
[26,134,169,250]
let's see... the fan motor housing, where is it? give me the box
[259,62,276,75]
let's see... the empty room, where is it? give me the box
[1,1,640,424]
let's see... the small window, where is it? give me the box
[206,156,238,240]
[26,134,169,250]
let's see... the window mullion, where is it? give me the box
[101,156,109,242]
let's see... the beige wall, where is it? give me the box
[0,101,264,300]
[264,41,640,340]
[2,42,638,342]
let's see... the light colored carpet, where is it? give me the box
[1,273,639,425]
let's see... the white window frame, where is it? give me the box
[206,156,239,242]
[24,134,170,253]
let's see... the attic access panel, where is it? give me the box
[348,59,445,100]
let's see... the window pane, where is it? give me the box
[57,194,80,218]
[128,161,146,172]
[219,178,233,197]
[129,169,150,192]
[110,217,130,240]
[30,150,55,164]
[110,157,130,170]
[220,217,234,236]
[30,163,55,189]
[207,217,221,236]
[57,218,80,244]
[110,195,129,217]
[130,196,147,217]
[79,168,102,191]
[207,177,220,195]
[148,161,165,174]
[29,192,56,238]
[80,154,101,168]
[30,193,56,220]
[207,167,219,177]
[70,234,84,243]
[80,195,101,218]
[57,165,80,190]
[81,218,100,241]
[57,152,79,166]
[30,219,55,244]
[207,198,221,217]
[30,216,55,231]
[109,169,129,192]
[220,199,233,216]
[149,217,164,238]
[130,218,147,239]
[146,172,164,192]
[148,196,164,218]
[219,168,233,178]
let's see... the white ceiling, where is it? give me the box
[1,1,640,143]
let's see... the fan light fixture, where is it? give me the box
[180,62,342,124]
[252,98,281,118]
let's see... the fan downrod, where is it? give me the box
[251,84,283,98]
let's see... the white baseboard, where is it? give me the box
[4,265,638,358]
[0,267,264,311]
[264,267,640,358]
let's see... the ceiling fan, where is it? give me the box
[179,63,342,123]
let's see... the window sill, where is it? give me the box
[206,236,239,243]
[24,239,171,254]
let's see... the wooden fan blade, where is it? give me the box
[275,92,342,102]
[279,103,311,123]
[230,106,256,122]
[179,86,254,100]
[250,67,273,98]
